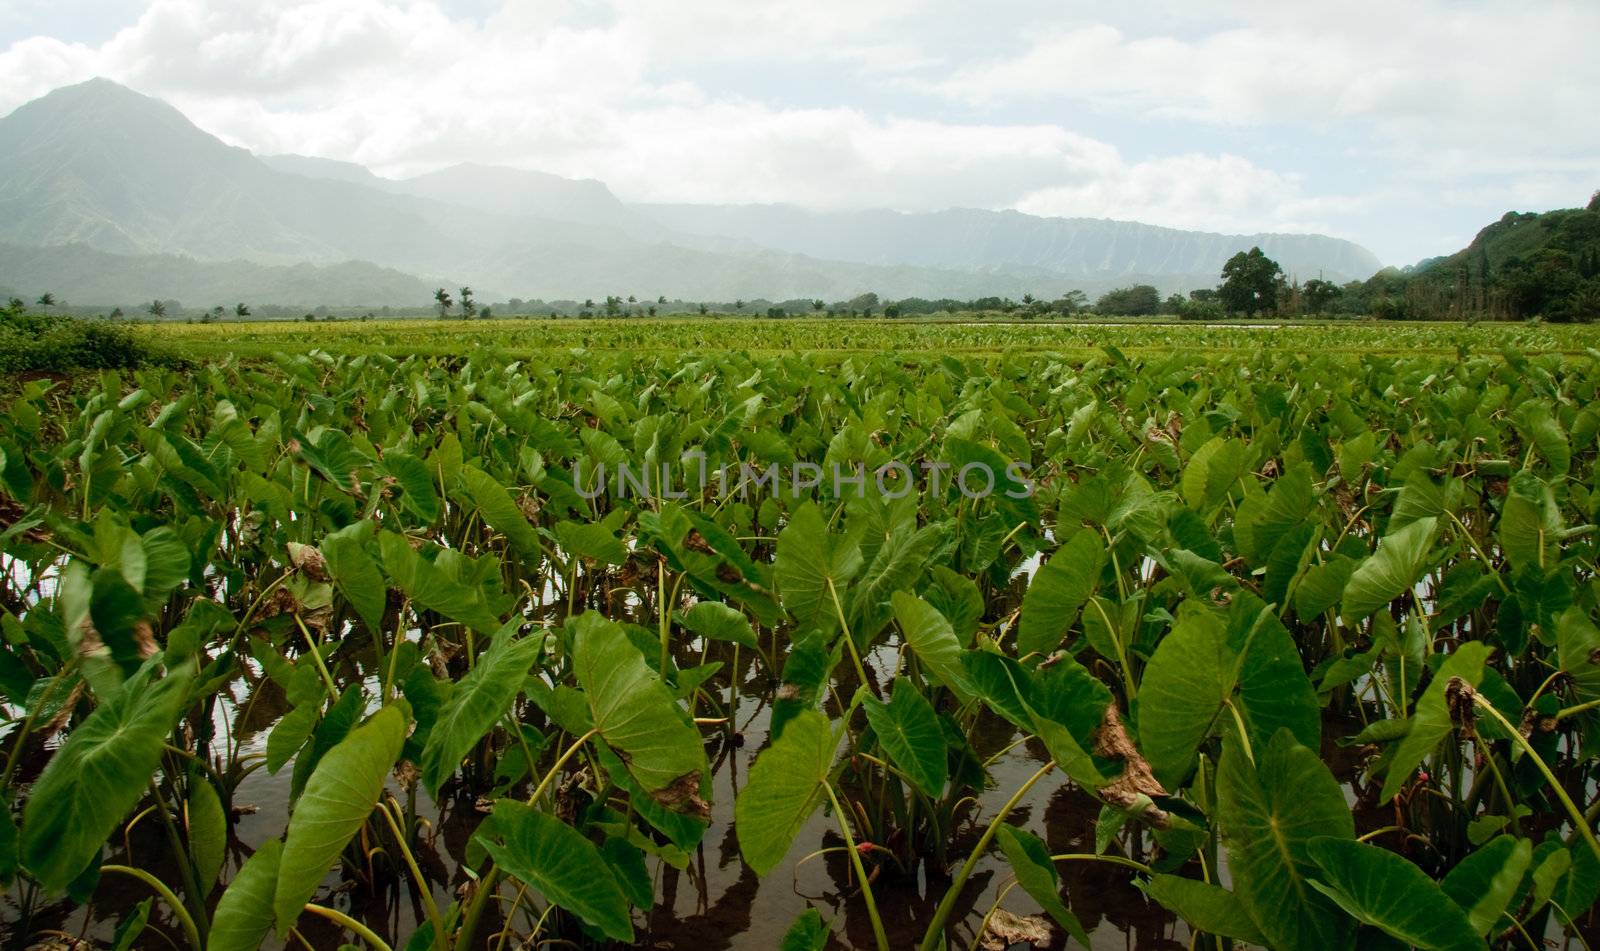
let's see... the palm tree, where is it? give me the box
[434,288,454,318]
[734,299,745,312]
[811,299,825,312]
[459,286,476,319]
[147,300,167,319]
[109,307,124,320]
[36,292,56,307]
[235,302,251,319]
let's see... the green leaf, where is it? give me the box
[679,601,758,649]
[1216,729,1354,951]
[1379,641,1489,802]
[21,661,193,891]
[1499,473,1561,572]
[551,519,628,566]
[273,704,407,935]
[776,502,862,633]
[110,897,151,951]
[1137,604,1233,789]
[1342,516,1438,622]
[779,908,829,951]
[381,451,440,522]
[461,465,542,558]
[418,621,539,796]
[379,532,503,635]
[1016,529,1105,658]
[1144,874,1266,945]
[736,709,838,875]
[1556,608,1600,705]
[138,526,191,599]
[862,677,947,797]
[1440,834,1532,935]
[891,591,975,702]
[187,777,228,896]
[571,613,707,798]
[995,825,1092,947]
[478,800,634,942]
[321,521,385,635]
[1296,555,1356,619]
[209,839,282,951]
[1307,837,1482,951]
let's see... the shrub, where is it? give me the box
[0,306,169,374]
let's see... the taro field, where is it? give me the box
[2,320,1600,950]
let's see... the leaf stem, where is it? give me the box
[1474,694,1600,861]
[822,781,889,951]
[918,760,1056,951]
[100,864,201,951]
[301,902,395,951]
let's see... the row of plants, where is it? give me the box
[0,339,1598,948]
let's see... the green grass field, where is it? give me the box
[141,315,1600,360]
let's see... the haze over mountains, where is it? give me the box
[0,79,1383,309]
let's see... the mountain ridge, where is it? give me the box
[0,78,1386,304]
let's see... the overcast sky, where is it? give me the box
[2,0,1595,265]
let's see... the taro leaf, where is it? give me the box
[1144,874,1266,945]
[1139,596,1318,790]
[378,532,503,635]
[736,709,838,875]
[21,660,193,891]
[776,501,862,634]
[960,650,1033,729]
[478,800,634,942]
[1341,516,1438,622]
[1137,604,1233,789]
[1026,658,1113,790]
[1306,837,1482,951]
[995,825,1092,947]
[552,519,628,566]
[847,521,949,644]
[273,704,407,935]
[418,621,539,796]
[290,684,365,802]
[1379,641,1489,802]
[89,567,148,676]
[891,591,975,702]
[320,521,385,635]
[209,839,282,951]
[779,907,829,951]
[1017,529,1105,658]
[571,613,707,798]
[924,565,984,645]
[1498,472,1561,573]
[679,601,758,649]
[1556,608,1600,705]
[1440,834,1532,935]
[461,465,541,558]
[1295,555,1355,620]
[593,742,709,852]
[186,777,228,896]
[381,451,440,522]
[110,897,151,951]
[1216,729,1354,951]
[862,676,947,797]
[138,527,191,600]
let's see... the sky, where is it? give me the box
[1,0,1595,266]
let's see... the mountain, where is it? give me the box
[0,242,446,307]
[636,204,1383,283]
[0,78,1386,304]
[1352,193,1600,321]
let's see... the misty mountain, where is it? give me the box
[0,78,1385,305]
[0,242,447,308]
[637,205,1382,283]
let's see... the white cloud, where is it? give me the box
[0,0,1593,264]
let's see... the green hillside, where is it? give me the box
[1372,191,1600,320]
